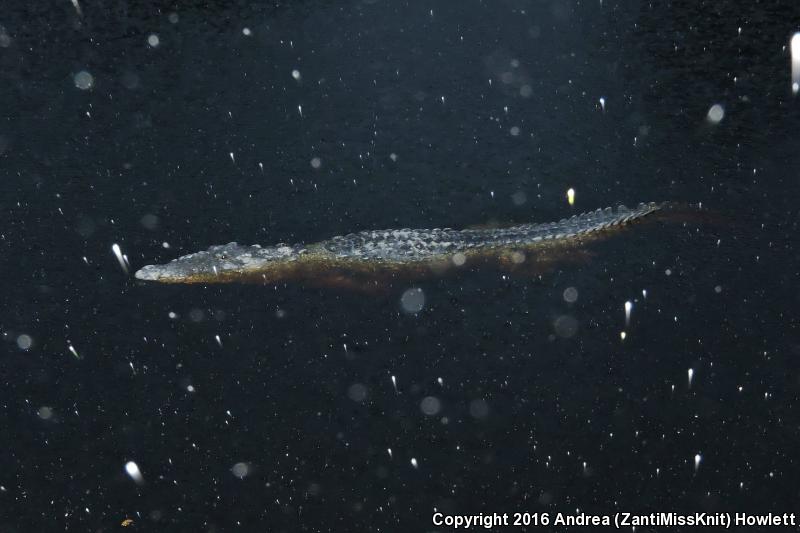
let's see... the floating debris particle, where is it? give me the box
[68,344,80,359]
[111,243,129,274]
[124,461,144,485]
[792,33,800,94]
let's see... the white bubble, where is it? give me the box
[168,311,178,319]
[242,28,252,36]
[706,104,724,124]
[451,253,466,266]
[520,84,533,97]
[509,126,520,136]
[510,251,525,264]
[147,34,160,48]
[121,71,140,90]
[231,462,250,479]
[140,213,159,230]
[469,399,489,419]
[511,191,527,205]
[389,152,398,162]
[420,396,441,416]
[310,157,321,169]
[292,69,301,80]
[38,406,53,420]
[553,315,578,338]
[400,288,425,313]
[16,334,32,350]
[73,71,94,90]
[0,25,12,48]
[347,383,368,403]
[563,286,578,303]
[167,12,179,24]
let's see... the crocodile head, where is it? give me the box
[134,242,306,283]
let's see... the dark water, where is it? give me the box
[2,0,799,531]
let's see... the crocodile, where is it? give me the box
[134,202,662,284]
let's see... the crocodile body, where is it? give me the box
[134,202,661,284]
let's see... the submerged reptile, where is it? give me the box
[134,202,663,284]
